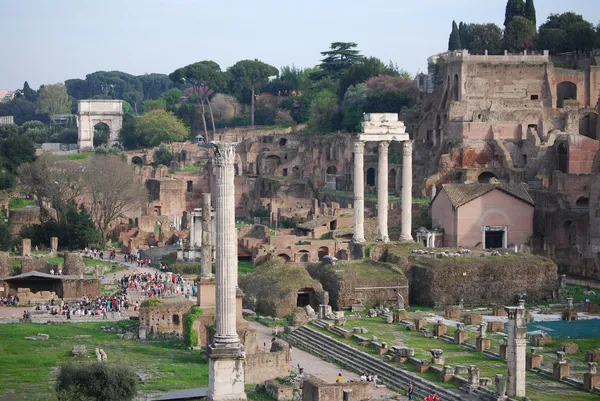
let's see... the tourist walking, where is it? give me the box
[432,393,439,401]
[336,373,343,383]
[372,373,378,388]
[407,382,414,400]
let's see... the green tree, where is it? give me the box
[121,100,133,114]
[56,362,137,401]
[538,12,596,53]
[338,57,398,98]
[143,98,166,112]
[448,20,462,51]
[308,89,339,133]
[36,83,70,115]
[524,0,536,25]
[161,88,183,109]
[227,59,279,127]
[153,145,172,166]
[0,172,16,190]
[312,42,362,81]
[1,136,35,173]
[0,124,19,139]
[22,81,38,102]
[504,16,537,52]
[341,83,371,132]
[0,218,11,251]
[504,0,525,26]
[469,23,503,54]
[459,22,473,52]
[136,110,189,147]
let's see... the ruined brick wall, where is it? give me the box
[566,135,599,174]
[8,208,42,236]
[146,178,186,218]
[409,255,557,306]
[139,300,194,337]
[61,278,101,299]
[245,349,291,384]
[301,378,372,401]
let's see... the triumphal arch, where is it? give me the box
[77,100,123,149]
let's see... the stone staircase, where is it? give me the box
[287,325,483,401]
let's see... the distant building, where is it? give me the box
[0,90,17,103]
[431,183,534,249]
[0,116,14,125]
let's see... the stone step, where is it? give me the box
[288,326,481,401]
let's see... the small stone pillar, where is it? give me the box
[467,365,480,389]
[50,237,58,253]
[342,389,352,401]
[415,317,428,330]
[441,365,454,382]
[553,351,570,380]
[21,238,31,256]
[505,300,527,398]
[138,327,146,340]
[433,320,447,337]
[353,141,366,243]
[399,140,414,242]
[562,297,578,321]
[454,323,468,344]
[393,308,409,322]
[444,306,461,319]
[200,193,213,278]
[319,304,332,319]
[526,349,543,370]
[476,322,490,352]
[495,374,507,400]
[583,362,599,391]
[499,341,508,361]
[567,297,573,309]
[431,349,445,365]
[377,141,390,242]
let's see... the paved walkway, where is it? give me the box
[249,322,405,400]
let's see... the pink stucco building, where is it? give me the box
[431,184,534,249]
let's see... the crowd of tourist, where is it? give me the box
[120,271,196,298]
[0,295,20,306]
[28,295,131,320]
[84,247,117,261]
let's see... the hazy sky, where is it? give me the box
[1,0,599,89]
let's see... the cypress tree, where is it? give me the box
[448,20,462,51]
[504,0,525,26]
[524,0,536,26]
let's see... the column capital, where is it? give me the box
[354,141,365,153]
[212,141,238,166]
[378,141,390,151]
[403,139,413,155]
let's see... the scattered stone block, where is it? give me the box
[479,377,492,386]
[72,345,87,357]
[527,351,543,370]
[415,318,428,330]
[414,359,430,373]
[584,301,599,313]
[24,336,38,340]
[464,313,482,325]
[559,343,579,354]
[351,304,365,312]
[454,365,469,375]
[454,324,468,344]
[492,306,508,317]
[583,362,599,391]
[445,306,461,319]
[440,366,454,382]
[531,333,552,347]
[36,333,49,340]
[430,349,445,365]
[433,320,446,337]
[586,349,600,362]
[392,346,414,362]
[476,337,490,352]
[393,309,409,322]
[553,352,570,380]
[488,321,504,333]
[495,374,507,397]
[562,309,578,321]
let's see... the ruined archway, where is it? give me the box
[297,250,310,263]
[556,82,577,108]
[388,168,397,190]
[93,122,109,147]
[366,168,376,187]
[576,197,589,207]
[77,100,123,149]
[453,74,459,101]
[326,166,338,190]
[131,156,144,166]
[557,143,568,173]
[579,113,598,140]
[263,155,281,175]
[317,246,329,261]
[277,254,291,263]
[478,172,499,183]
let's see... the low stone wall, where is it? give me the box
[245,349,291,384]
[301,377,372,401]
[62,278,101,299]
[409,255,558,306]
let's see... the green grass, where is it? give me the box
[9,198,35,210]
[62,152,91,160]
[328,260,401,279]
[177,164,201,173]
[0,321,209,400]
[238,259,255,274]
[564,285,600,304]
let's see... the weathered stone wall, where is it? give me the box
[61,278,101,299]
[301,378,372,401]
[139,300,195,337]
[0,252,11,276]
[63,253,85,275]
[146,178,187,218]
[245,349,291,384]
[20,258,52,274]
[409,255,557,306]
[8,208,42,236]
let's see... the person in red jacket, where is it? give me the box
[432,394,439,401]
[425,395,432,401]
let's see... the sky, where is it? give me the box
[1,0,599,90]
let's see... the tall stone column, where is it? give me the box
[208,141,246,401]
[505,300,526,398]
[200,193,213,278]
[400,140,414,242]
[353,141,366,243]
[377,141,390,242]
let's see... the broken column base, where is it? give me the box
[454,330,468,344]
[527,353,543,370]
[499,343,508,361]
[476,337,491,352]
[553,362,570,380]
[208,346,247,401]
[583,373,599,391]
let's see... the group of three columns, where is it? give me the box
[353,139,414,243]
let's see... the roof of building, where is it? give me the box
[438,183,534,208]
[2,271,63,281]
[152,388,207,401]
[297,216,337,231]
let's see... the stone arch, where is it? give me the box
[277,253,291,262]
[453,74,459,101]
[388,168,397,190]
[297,250,310,262]
[77,100,123,149]
[579,113,598,139]
[93,122,110,147]
[131,156,144,166]
[576,197,589,207]
[326,166,337,174]
[317,246,329,260]
[279,138,287,147]
[454,171,464,182]
[557,143,568,173]
[556,82,577,108]
[366,168,376,186]
[478,172,499,183]
[263,155,281,175]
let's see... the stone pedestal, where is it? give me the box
[583,363,599,391]
[393,308,408,322]
[562,309,578,321]
[499,343,508,361]
[488,321,504,333]
[441,366,454,382]
[433,321,447,337]
[138,327,146,340]
[584,301,599,313]
[445,306,461,319]
[476,337,491,352]
[553,362,570,380]
[454,324,468,344]
[21,238,31,256]
[431,349,445,365]
[415,359,430,372]
[197,279,217,307]
[526,353,543,370]
[415,318,428,330]
[464,313,482,325]
[495,374,507,399]
[50,237,58,253]
[399,140,413,242]
[353,142,366,243]
[377,141,389,242]
[208,348,246,401]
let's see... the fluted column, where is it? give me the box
[200,193,213,278]
[212,142,239,345]
[400,140,414,242]
[377,141,390,242]
[353,141,366,243]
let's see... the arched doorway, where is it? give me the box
[277,254,291,263]
[317,246,329,261]
[297,250,310,262]
[93,122,110,147]
[454,171,464,182]
[557,143,568,173]
[478,172,499,183]
[453,74,459,101]
[576,197,589,207]
[579,113,598,139]
[366,168,376,186]
[326,166,338,190]
[131,156,143,166]
[279,138,287,147]
[388,169,397,190]
[557,82,577,108]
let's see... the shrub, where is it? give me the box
[183,306,204,347]
[171,262,199,275]
[140,297,162,307]
[55,361,137,401]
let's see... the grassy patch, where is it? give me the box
[238,259,255,274]
[326,260,401,279]
[62,153,91,160]
[177,164,201,173]
[9,198,35,210]
[0,321,209,399]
